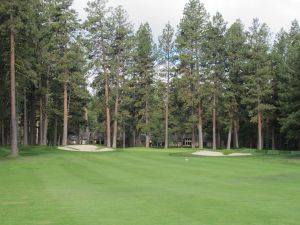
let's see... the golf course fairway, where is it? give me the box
[1,146,300,225]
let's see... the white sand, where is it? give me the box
[192,150,251,157]
[228,153,252,156]
[58,145,114,152]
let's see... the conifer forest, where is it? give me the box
[1,0,300,156]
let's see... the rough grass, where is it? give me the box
[0,146,300,225]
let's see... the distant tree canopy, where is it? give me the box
[1,0,300,155]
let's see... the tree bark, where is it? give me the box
[271,125,275,150]
[29,88,36,145]
[1,125,4,145]
[133,130,136,147]
[39,96,43,145]
[62,81,68,145]
[10,14,18,156]
[58,135,61,146]
[233,119,239,149]
[146,133,150,148]
[53,117,58,146]
[23,89,28,145]
[257,110,263,150]
[198,106,203,149]
[112,92,119,148]
[265,117,270,149]
[212,93,216,150]
[145,99,150,148]
[227,119,232,150]
[217,127,221,148]
[164,69,170,149]
[5,127,10,145]
[104,67,111,148]
[42,102,48,145]
[122,125,126,149]
[1,57,6,146]
[164,93,169,149]
[42,77,49,145]
[191,108,195,148]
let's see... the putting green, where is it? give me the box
[0,146,300,225]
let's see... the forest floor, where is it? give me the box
[0,146,300,225]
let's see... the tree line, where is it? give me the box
[0,0,299,156]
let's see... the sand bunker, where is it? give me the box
[58,145,114,152]
[192,150,252,157]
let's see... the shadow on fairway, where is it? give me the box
[0,145,59,159]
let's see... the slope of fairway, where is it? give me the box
[1,147,300,225]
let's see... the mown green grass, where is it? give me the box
[1,146,300,225]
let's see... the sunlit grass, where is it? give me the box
[0,146,300,225]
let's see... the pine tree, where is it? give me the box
[110,6,133,148]
[4,0,37,154]
[133,23,155,148]
[205,12,227,150]
[278,20,300,148]
[176,0,209,148]
[50,0,79,146]
[270,30,288,149]
[224,20,247,149]
[243,19,273,150]
[9,11,18,156]
[158,22,175,149]
[85,0,112,147]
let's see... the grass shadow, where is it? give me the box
[0,145,59,160]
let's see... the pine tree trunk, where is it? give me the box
[39,96,43,145]
[265,117,270,149]
[1,61,6,145]
[133,130,136,147]
[10,14,18,156]
[62,81,68,145]
[164,93,169,149]
[42,78,49,145]
[29,88,36,145]
[104,69,111,148]
[217,127,221,148]
[198,106,203,149]
[53,117,58,146]
[233,119,239,148]
[23,89,28,145]
[84,107,89,144]
[122,125,126,149]
[227,119,232,150]
[112,93,119,148]
[212,93,216,150]
[271,125,275,150]
[257,110,263,150]
[77,123,80,145]
[145,99,150,148]
[84,107,89,128]
[6,127,10,145]
[164,72,169,149]
[1,125,4,145]
[146,133,150,148]
[42,105,48,145]
[191,108,195,148]
[216,97,221,148]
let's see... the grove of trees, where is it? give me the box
[0,0,300,156]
